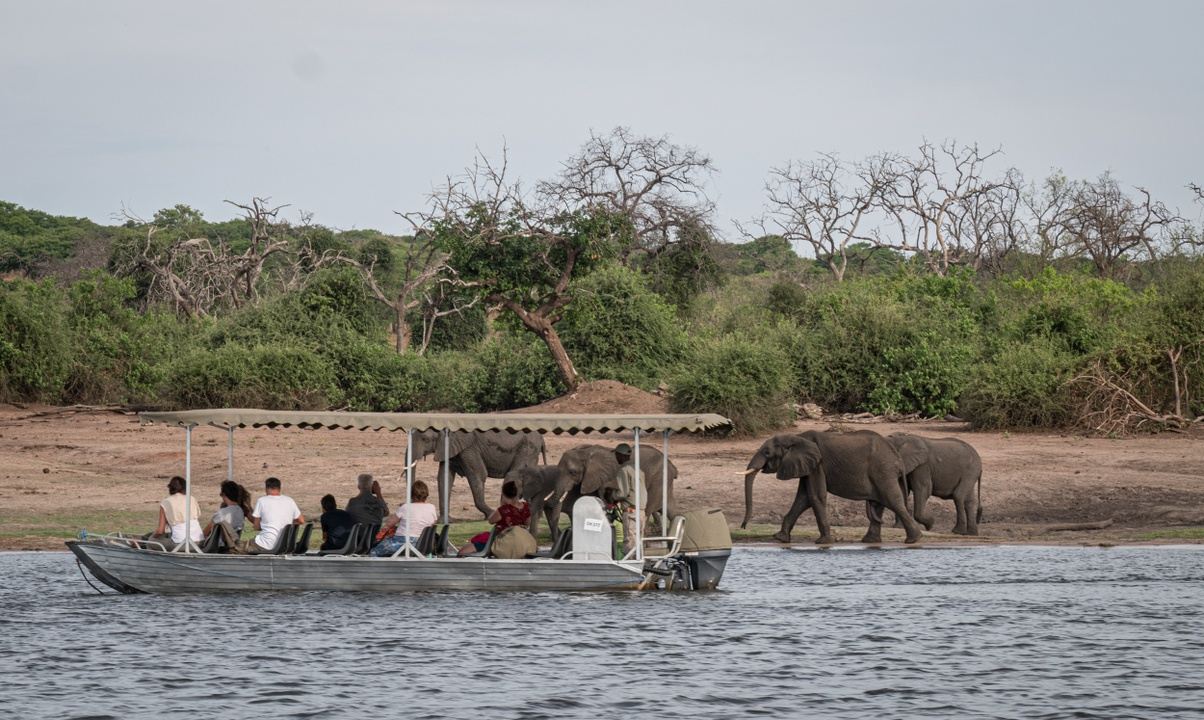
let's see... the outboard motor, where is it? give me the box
[676,508,732,590]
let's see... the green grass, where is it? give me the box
[1138,527,1204,541]
[0,510,148,541]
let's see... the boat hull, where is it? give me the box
[67,540,645,594]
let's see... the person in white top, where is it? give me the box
[147,475,203,548]
[369,480,437,556]
[243,477,305,553]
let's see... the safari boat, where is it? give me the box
[67,409,733,594]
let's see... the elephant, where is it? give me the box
[546,443,677,542]
[411,429,545,519]
[503,464,561,539]
[741,430,923,544]
[885,433,983,535]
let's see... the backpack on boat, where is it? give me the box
[490,526,537,559]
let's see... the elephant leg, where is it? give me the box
[800,472,833,545]
[528,496,545,540]
[878,484,923,544]
[957,488,979,535]
[911,469,935,530]
[544,501,559,542]
[862,502,884,543]
[773,479,812,543]
[466,475,491,519]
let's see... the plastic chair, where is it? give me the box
[435,524,451,557]
[357,523,381,555]
[292,522,315,555]
[199,527,223,553]
[319,523,362,556]
[461,527,497,558]
[414,525,437,556]
[249,523,297,555]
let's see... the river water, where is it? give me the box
[1,545,1202,719]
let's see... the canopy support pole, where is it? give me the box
[662,430,670,534]
[182,424,195,554]
[633,427,642,562]
[405,428,414,558]
[441,429,450,526]
[226,426,235,484]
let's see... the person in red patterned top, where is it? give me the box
[458,480,531,556]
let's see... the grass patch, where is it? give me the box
[0,510,148,540]
[1138,527,1204,541]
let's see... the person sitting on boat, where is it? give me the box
[143,475,204,549]
[369,480,437,556]
[457,480,531,556]
[242,477,305,553]
[346,473,390,526]
[318,493,356,551]
[611,444,645,556]
[203,479,251,546]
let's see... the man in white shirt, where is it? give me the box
[243,477,305,553]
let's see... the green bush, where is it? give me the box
[787,278,980,416]
[559,265,687,389]
[324,338,428,411]
[670,334,794,435]
[474,334,564,411]
[167,344,339,410]
[0,279,71,401]
[959,337,1077,428]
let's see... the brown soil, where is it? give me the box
[2,401,1202,550]
[510,380,669,414]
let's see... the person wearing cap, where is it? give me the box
[611,443,646,556]
[346,472,390,526]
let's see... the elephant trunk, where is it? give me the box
[740,452,766,529]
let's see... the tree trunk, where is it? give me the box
[539,324,579,391]
[394,306,412,353]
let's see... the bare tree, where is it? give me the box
[539,126,715,261]
[760,152,893,281]
[880,141,1003,275]
[119,198,343,317]
[337,234,452,353]
[940,168,1029,275]
[1059,173,1178,279]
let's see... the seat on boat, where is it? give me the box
[570,496,613,561]
[249,523,297,555]
[461,527,497,558]
[435,524,451,557]
[413,525,437,556]
[357,523,381,555]
[199,527,223,553]
[292,522,315,555]
[535,526,573,559]
[319,523,362,556]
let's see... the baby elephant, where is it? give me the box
[505,465,561,540]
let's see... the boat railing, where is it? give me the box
[624,515,686,562]
[96,532,170,553]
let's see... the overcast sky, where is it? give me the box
[2,0,1201,236]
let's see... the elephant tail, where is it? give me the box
[976,469,984,524]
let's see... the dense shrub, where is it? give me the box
[474,334,564,411]
[0,279,71,400]
[786,278,981,416]
[324,338,428,411]
[167,343,339,410]
[559,265,687,389]
[959,338,1077,428]
[671,334,794,435]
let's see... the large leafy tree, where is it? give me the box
[419,153,623,390]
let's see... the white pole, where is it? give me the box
[633,427,641,562]
[405,428,414,558]
[662,430,670,535]
[226,427,235,484]
[441,429,450,526]
[183,424,194,553]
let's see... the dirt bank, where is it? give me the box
[1,404,1202,550]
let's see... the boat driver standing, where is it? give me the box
[611,444,645,557]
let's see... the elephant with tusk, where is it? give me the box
[742,429,923,544]
[412,429,546,520]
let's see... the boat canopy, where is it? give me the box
[139,409,731,434]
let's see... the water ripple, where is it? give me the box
[2,546,1203,719]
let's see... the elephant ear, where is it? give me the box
[438,431,470,461]
[580,449,618,495]
[891,435,928,474]
[777,440,822,480]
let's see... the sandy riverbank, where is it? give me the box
[1,404,1202,550]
